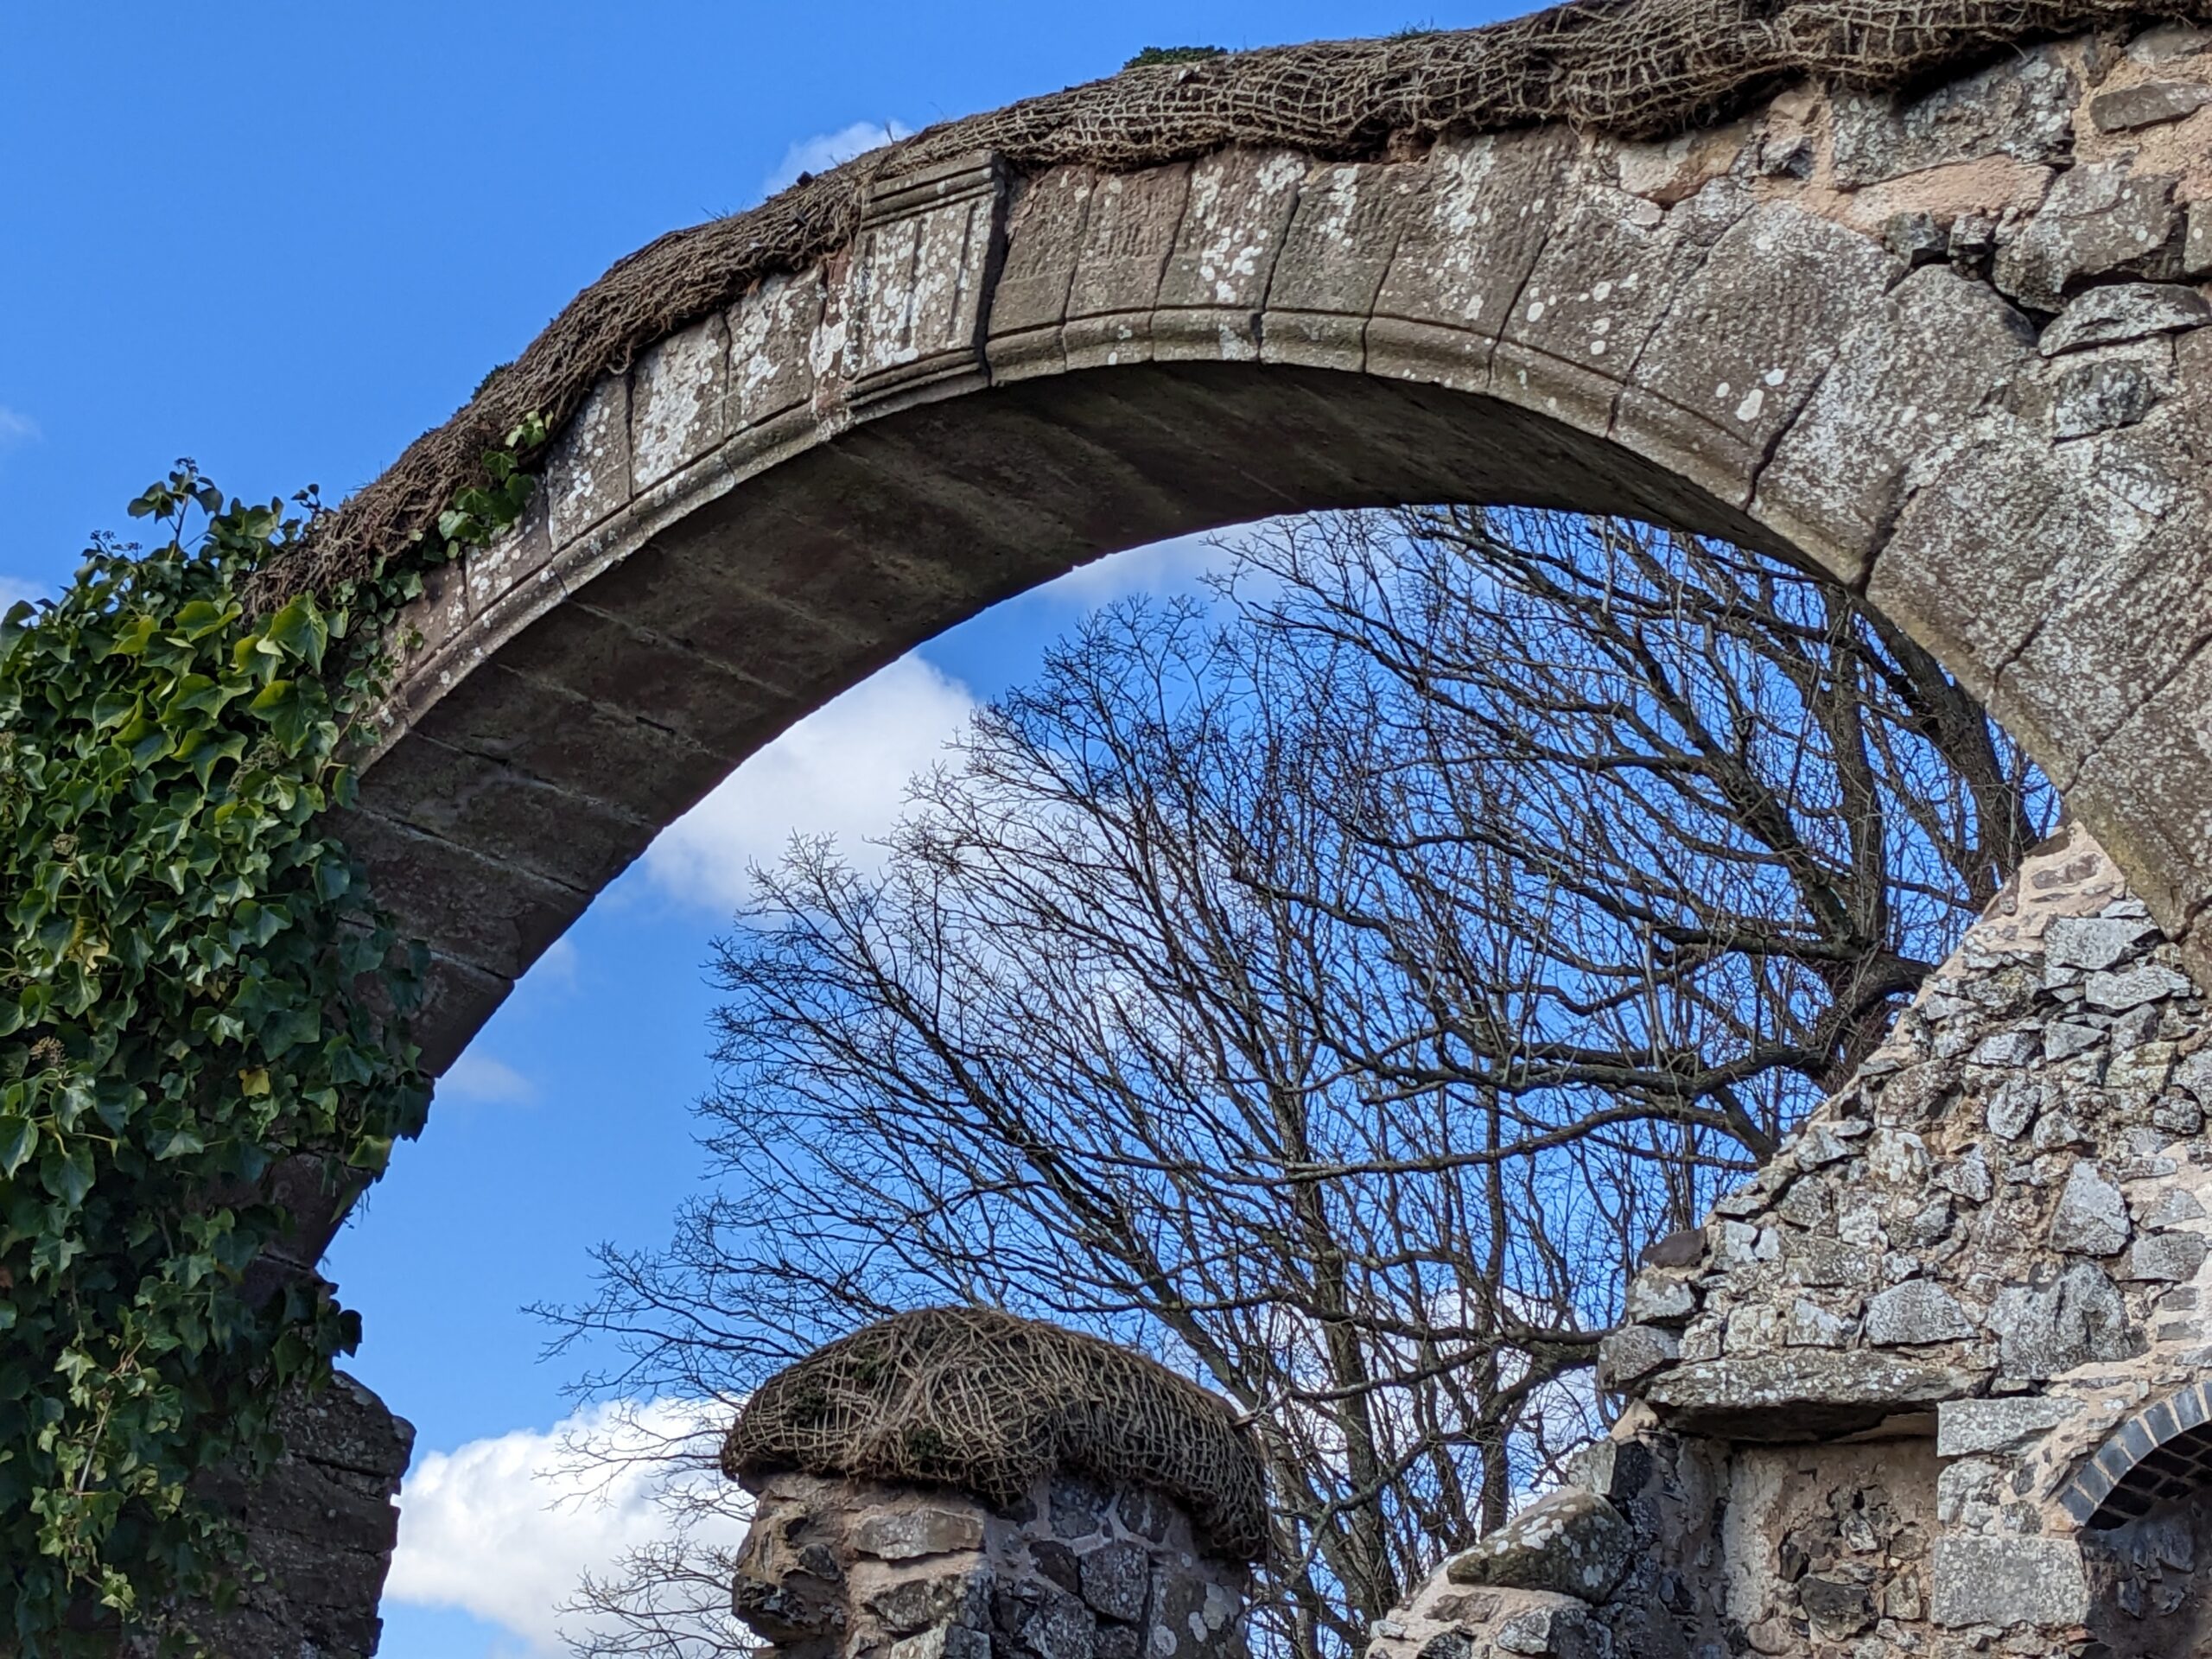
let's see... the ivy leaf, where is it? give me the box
[39,1142,93,1209]
[0,1116,35,1179]
[163,674,242,720]
[150,1128,206,1161]
[262,596,330,672]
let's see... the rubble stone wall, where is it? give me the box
[731,1470,1249,1659]
[149,1372,414,1659]
[1372,822,2212,1658]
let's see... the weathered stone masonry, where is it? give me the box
[1372,822,2212,1657]
[262,10,2212,1651]
[720,1311,1262,1659]
[364,20,2212,1095]
[731,1471,1250,1659]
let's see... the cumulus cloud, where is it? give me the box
[437,1052,537,1107]
[764,118,914,196]
[0,407,37,448]
[385,1399,748,1657]
[532,933,582,988]
[643,652,977,912]
[1034,530,1244,607]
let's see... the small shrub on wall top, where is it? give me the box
[0,436,537,1650]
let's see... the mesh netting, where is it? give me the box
[720,1307,1268,1561]
[258,0,2209,608]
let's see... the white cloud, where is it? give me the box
[530,933,582,991]
[0,577,47,612]
[764,118,913,196]
[386,1399,749,1657]
[0,408,36,448]
[1034,530,1243,607]
[439,1052,537,1107]
[644,652,976,912]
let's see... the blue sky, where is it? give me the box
[3,3,1515,1651]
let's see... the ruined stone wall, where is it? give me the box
[732,1470,1249,1659]
[1370,822,2212,1657]
[147,1372,413,1659]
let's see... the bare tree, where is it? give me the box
[547,507,2048,1659]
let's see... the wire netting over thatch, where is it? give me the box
[721,1307,1269,1561]
[260,0,2212,611]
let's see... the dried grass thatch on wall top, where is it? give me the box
[721,1307,1270,1561]
[264,0,2210,608]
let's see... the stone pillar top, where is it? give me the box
[722,1306,1268,1563]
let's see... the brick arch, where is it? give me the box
[340,30,2212,1139]
[2062,1382,2212,1529]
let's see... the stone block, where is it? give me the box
[1265,160,1430,366]
[988,167,1097,375]
[2044,915,2167,969]
[1491,1597,1607,1658]
[1077,1540,1149,1623]
[329,806,581,983]
[1617,201,1897,510]
[1936,1394,2082,1456]
[2090,79,2212,131]
[2086,962,2195,1011]
[630,314,730,493]
[856,1507,988,1561]
[1991,1261,2140,1377]
[1830,48,2076,187]
[1868,409,2157,723]
[2053,350,2160,435]
[1367,129,1577,391]
[1049,1476,1110,1540]
[1784,1298,1853,1347]
[369,741,647,902]
[869,1573,991,1635]
[2120,1229,2209,1281]
[1865,1279,1979,1344]
[1059,165,1191,369]
[1002,1580,1096,1659]
[1928,1535,2088,1627]
[1971,1027,2042,1066]
[891,1625,994,1659]
[1623,1274,1697,1325]
[543,375,631,549]
[1597,1324,1679,1389]
[2038,281,2212,355]
[1153,148,1304,359]
[1446,1491,1632,1602]
[727,268,827,437]
[2050,1158,2132,1254]
[845,154,1007,408]
[1786,1236,1879,1287]
[1499,176,1741,445]
[1994,164,2183,311]
[1643,1351,1982,1433]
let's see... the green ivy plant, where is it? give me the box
[0,420,541,1651]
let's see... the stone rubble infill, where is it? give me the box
[1367,821,2212,1659]
[1604,820,2212,1439]
[730,1470,1249,1659]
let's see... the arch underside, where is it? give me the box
[352,360,1785,1073]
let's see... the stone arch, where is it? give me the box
[2063,1382,2212,1527]
[339,34,2212,1118]
[205,8,2212,1651]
